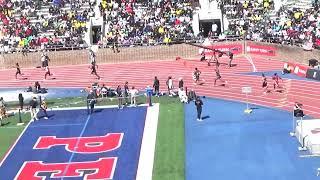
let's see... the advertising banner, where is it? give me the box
[246,43,276,56]
[199,44,243,55]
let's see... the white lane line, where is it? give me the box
[245,55,257,72]
[136,103,160,180]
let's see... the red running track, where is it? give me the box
[0,56,319,118]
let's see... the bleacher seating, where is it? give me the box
[0,0,319,53]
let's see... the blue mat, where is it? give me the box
[0,107,147,180]
[0,88,84,102]
[185,98,319,180]
[242,71,319,82]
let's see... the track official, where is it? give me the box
[87,91,96,114]
[195,96,203,121]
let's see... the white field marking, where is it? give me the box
[245,55,257,72]
[136,103,160,180]
[0,120,32,167]
[48,104,149,111]
[0,126,25,129]
[28,123,83,128]
[299,154,320,158]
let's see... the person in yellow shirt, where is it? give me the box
[243,1,248,8]
[158,26,164,34]
[40,98,49,120]
[286,20,292,27]
[19,39,24,48]
[164,34,171,44]
[263,1,269,9]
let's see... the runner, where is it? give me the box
[193,68,201,85]
[262,73,269,94]
[15,63,25,79]
[226,51,234,67]
[44,66,54,80]
[90,61,101,80]
[207,50,220,66]
[272,73,283,90]
[214,68,226,86]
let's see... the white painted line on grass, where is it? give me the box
[136,103,160,180]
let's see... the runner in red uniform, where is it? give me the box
[272,73,282,90]
[44,66,54,80]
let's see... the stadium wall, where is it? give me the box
[0,41,319,69]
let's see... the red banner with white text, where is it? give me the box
[293,64,309,77]
[199,44,243,55]
[246,43,276,56]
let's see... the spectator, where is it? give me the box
[178,78,184,89]
[40,97,49,119]
[87,91,96,114]
[29,97,39,121]
[18,93,24,110]
[166,76,175,96]
[130,86,138,107]
[153,76,160,97]
[116,85,123,109]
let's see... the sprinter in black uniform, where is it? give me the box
[15,63,25,79]
[262,73,269,94]
[214,68,222,86]
[90,61,101,80]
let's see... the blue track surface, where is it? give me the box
[185,98,319,180]
[242,71,319,82]
[0,107,147,180]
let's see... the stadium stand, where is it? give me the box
[0,0,94,53]
[217,0,320,49]
[0,0,319,53]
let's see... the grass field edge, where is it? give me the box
[0,119,32,167]
[152,100,185,180]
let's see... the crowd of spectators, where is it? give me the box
[99,0,195,47]
[216,0,320,49]
[0,0,95,53]
[1,0,320,53]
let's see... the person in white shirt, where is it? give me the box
[166,76,175,96]
[178,88,188,103]
[130,86,138,106]
[211,23,218,36]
